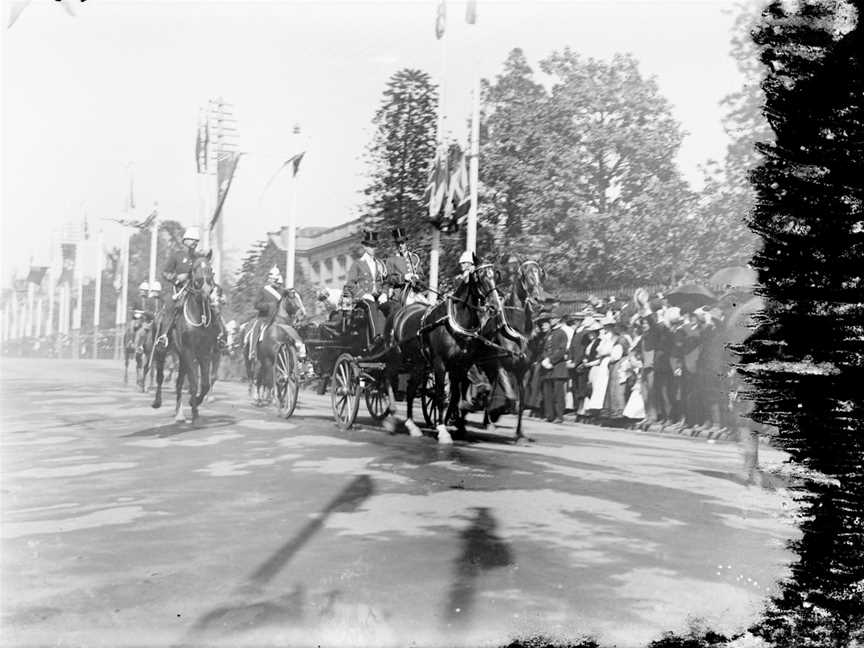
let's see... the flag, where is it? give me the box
[27,266,48,285]
[447,149,470,223]
[288,152,305,177]
[424,149,449,226]
[195,123,204,174]
[138,208,157,230]
[435,0,446,39]
[211,152,242,229]
[466,0,476,25]
[8,0,74,29]
[57,244,76,285]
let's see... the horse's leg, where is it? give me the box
[192,354,208,423]
[433,359,453,444]
[174,353,187,423]
[403,370,422,437]
[124,350,130,384]
[151,346,164,409]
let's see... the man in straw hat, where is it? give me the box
[345,230,389,352]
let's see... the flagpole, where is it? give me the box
[73,240,84,359]
[25,281,35,338]
[35,297,43,339]
[466,6,480,257]
[117,227,131,359]
[148,203,159,288]
[46,233,55,338]
[429,2,448,293]
[92,229,103,359]
[286,124,301,289]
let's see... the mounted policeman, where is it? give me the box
[153,226,226,347]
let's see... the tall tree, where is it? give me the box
[530,51,696,288]
[741,1,864,645]
[362,68,439,243]
[480,48,548,242]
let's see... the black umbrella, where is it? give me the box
[666,283,717,308]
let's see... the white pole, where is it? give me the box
[46,243,55,337]
[466,32,480,257]
[148,206,159,288]
[25,282,35,337]
[35,297,43,338]
[73,245,84,358]
[286,173,297,289]
[92,230,103,359]
[429,15,448,293]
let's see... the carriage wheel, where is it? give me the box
[273,343,300,419]
[364,375,391,421]
[420,370,449,428]
[331,353,360,430]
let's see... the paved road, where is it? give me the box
[0,359,797,647]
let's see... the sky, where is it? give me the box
[1,0,747,285]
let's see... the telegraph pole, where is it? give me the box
[204,97,238,285]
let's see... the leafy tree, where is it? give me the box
[480,48,548,242]
[527,51,696,288]
[739,1,864,645]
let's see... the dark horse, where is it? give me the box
[150,254,220,423]
[477,259,545,442]
[252,289,306,406]
[385,262,500,444]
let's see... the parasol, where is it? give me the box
[665,283,717,308]
[709,266,758,291]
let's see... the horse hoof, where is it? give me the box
[485,423,497,435]
[174,413,186,423]
[405,419,422,438]
[382,415,397,434]
[151,401,161,409]
[436,424,453,445]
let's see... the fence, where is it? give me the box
[1,328,125,360]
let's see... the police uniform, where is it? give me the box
[155,228,201,344]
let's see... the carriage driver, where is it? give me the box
[344,230,388,352]
[385,227,429,306]
[453,250,476,292]
[154,227,200,347]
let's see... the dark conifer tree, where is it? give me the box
[740,1,864,645]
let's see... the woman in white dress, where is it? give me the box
[584,315,615,412]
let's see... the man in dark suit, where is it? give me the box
[539,315,569,423]
[344,230,388,351]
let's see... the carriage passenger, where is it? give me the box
[344,230,388,353]
[385,227,428,306]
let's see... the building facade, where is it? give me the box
[269,217,364,290]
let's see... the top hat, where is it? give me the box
[392,227,407,243]
[361,230,378,246]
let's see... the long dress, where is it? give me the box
[584,336,613,412]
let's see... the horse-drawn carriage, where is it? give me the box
[259,258,544,443]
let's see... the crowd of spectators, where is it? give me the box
[526,287,748,439]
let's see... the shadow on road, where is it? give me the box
[120,414,237,439]
[183,475,375,642]
[443,507,514,631]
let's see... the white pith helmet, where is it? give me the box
[149,281,162,292]
[268,265,283,284]
[138,281,150,292]
[182,227,201,242]
[458,251,474,265]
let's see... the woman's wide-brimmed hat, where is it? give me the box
[361,230,378,246]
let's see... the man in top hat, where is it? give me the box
[385,227,425,305]
[539,312,569,424]
[345,230,388,350]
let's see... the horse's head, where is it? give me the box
[280,288,307,321]
[191,251,215,293]
[518,260,544,306]
[473,262,502,312]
